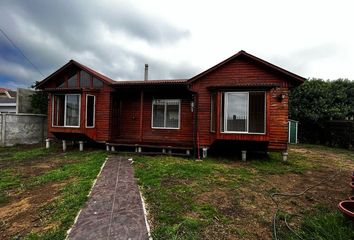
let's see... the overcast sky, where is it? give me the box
[0,0,353,89]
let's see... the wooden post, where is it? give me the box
[62,140,67,151]
[45,139,50,149]
[281,152,288,162]
[241,150,247,161]
[79,141,84,151]
[202,147,208,158]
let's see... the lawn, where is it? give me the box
[133,145,354,240]
[1,144,353,240]
[0,143,107,240]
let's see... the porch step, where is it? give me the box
[106,142,193,156]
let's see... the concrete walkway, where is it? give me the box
[67,156,149,240]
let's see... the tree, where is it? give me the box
[289,78,354,122]
[30,81,48,114]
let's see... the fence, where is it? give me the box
[298,120,354,150]
[0,113,47,147]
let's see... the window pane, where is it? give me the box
[57,79,65,88]
[66,95,80,126]
[93,77,103,88]
[67,73,77,87]
[166,104,179,128]
[53,95,65,126]
[226,93,247,132]
[86,95,95,127]
[249,92,265,133]
[153,104,165,128]
[80,71,91,88]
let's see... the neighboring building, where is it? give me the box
[36,50,305,158]
[0,88,36,113]
[0,88,16,113]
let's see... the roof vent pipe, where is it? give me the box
[144,64,148,81]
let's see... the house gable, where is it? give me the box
[188,50,305,88]
[35,60,115,90]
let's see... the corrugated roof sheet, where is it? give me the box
[113,79,188,86]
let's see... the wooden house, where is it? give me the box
[36,51,305,159]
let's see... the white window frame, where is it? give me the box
[222,91,266,134]
[85,94,96,128]
[52,94,81,128]
[151,99,181,129]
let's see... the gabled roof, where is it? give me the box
[0,88,11,93]
[187,50,306,85]
[36,60,115,89]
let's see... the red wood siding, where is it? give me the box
[112,88,193,146]
[191,56,289,151]
[47,83,113,142]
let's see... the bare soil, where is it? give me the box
[0,153,72,240]
[199,146,354,239]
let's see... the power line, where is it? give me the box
[0,27,45,77]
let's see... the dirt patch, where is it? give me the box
[0,181,67,240]
[193,146,354,240]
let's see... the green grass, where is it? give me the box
[23,151,107,239]
[134,155,254,239]
[295,144,354,161]
[0,169,22,204]
[0,144,107,240]
[250,152,312,174]
[134,146,352,239]
[282,206,354,240]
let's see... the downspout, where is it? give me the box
[189,85,199,160]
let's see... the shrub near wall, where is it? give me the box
[289,78,354,149]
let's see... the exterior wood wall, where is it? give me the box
[190,56,290,151]
[111,88,194,147]
[46,81,113,142]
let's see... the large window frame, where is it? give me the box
[52,94,81,128]
[151,99,181,129]
[222,91,266,134]
[85,94,96,128]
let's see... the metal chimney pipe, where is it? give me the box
[144,64,148,81]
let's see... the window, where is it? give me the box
[53,95,65,126]
[223,92,265,133]
[152,99,180,129]
[67,73,78,88]
[93,77,103,88]
[80,71,91,88]
[86,95,95,128]
[52,94,81,127]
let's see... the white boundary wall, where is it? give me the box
[0,113,47,147]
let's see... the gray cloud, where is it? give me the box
[0,0,192,88]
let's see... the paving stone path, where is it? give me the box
[67,156,149,240]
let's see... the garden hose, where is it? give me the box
[270,169,342,240]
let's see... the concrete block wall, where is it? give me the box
[0,113,47,147]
